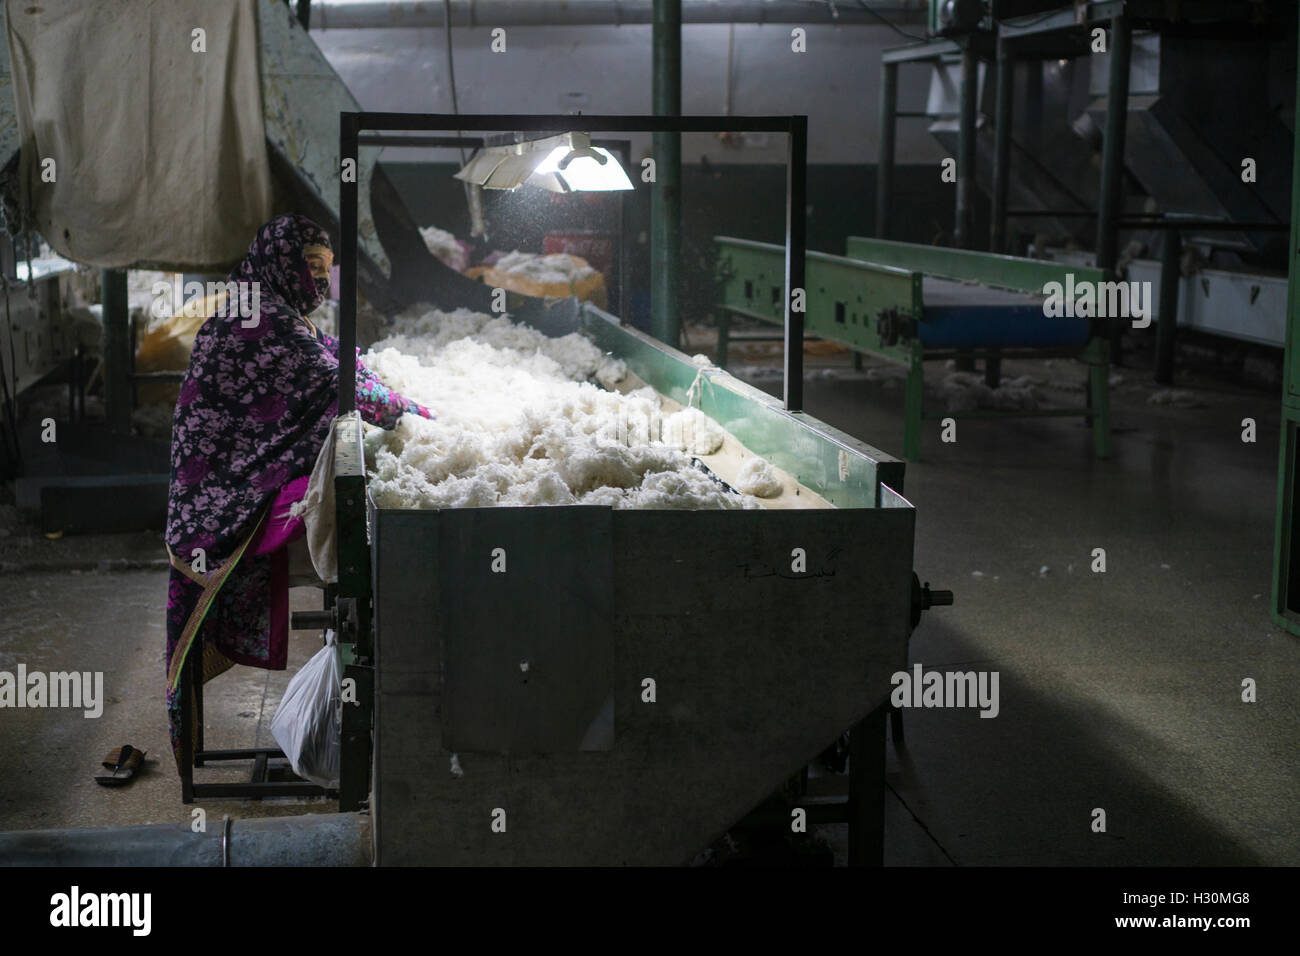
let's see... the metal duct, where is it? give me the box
[0,813,372,867]
[1082,32,1293,260]
[312,0,925,29]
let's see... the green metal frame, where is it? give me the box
[578,299,906,502]
[844,236,1107,293]
[334,413,372,811]
[714,235,1112,461]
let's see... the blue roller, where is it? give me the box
[919,305,1091,348]
[916,277,1091,349]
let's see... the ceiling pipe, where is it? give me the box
[311,1,926,29]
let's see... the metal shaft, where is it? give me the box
[876,61,897,239]
[1155,230,1181,385]
[955,47,978,249]
[100,268,131,434]
[1096,16,1132,366]
[785,115,807,413]
[991,40,1014,254]
[1095,16,1131,275]
[339,116,358,415]
[651,0,681,348]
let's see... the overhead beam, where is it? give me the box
[312,1,925,28]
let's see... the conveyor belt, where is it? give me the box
[919,276,1090,350]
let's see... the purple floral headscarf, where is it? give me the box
[166,213,337,563]
[163,213,431,771]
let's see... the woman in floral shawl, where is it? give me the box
[164,213,431,770]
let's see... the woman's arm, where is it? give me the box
[317,330,434,429]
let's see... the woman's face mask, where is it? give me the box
[303,244,334,297]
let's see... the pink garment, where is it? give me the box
[246,474,311,669]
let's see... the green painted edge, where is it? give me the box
[577,302,908,508]
[845,236,1106,293]
[714,235,919,365]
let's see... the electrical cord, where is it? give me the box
[997,9,1066,28]
[854,0,926,42]
[443,0,466,168]
[442,0,485,241]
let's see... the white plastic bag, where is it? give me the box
[270,629,341,789]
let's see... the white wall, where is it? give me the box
[310,22,947,165]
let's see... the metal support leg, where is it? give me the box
[853,351,863,372]
[1096,15,1132,366]
[985,353,1002,389]
[848,706,886,867]
[650,0,682,349]
[784,116,808,413]
[101,269,131,434]
[955,46,978,249]
[339,663,374,812]
[716,310,731,368]
[67,350,78,423]
[991,39,1014,253]
[1155,230,1181,385]
[876,61,898,239]
[1087,336,1112,458]
[193,650,205,766]
[179,650,196,804]
[904,347,924,461]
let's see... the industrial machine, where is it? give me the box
[305,111,951,865]
[714,235,1111,460]
[0,0,491,525]
[883,0,1294,391]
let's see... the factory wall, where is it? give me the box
[315,22,963,326]
[311,23,948,165]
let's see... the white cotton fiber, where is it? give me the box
[418,226,468,272]
[734,457,783,498]
[661,407,725,455]
[362,307,760,511]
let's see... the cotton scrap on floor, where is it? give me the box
[361,307,763,511]
[942,371,1042,412]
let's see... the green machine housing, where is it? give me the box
[360,299,938,866]
[714,235,1111,460]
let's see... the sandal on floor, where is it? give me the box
[94,745,145,786]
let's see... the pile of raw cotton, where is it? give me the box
[418,226,469,272]
[360,307,763,510]
[493,251,597,284]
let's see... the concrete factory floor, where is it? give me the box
[730,331,1297,866]
[0,330,1296,865]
